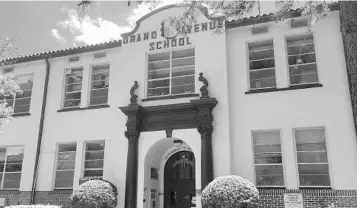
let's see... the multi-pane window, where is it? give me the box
[5,74,34,114]
[90,64,109,106]
[63,68,83,108]
[54,143,76,189]
[147,48,195,97]
[286,33,318,85]
[0,146,24,190]
[295,128,330,187]
[83,141,105,179]
[253,131,284,186]
[248,40,276,90]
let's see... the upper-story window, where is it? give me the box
[90,64,109,106]
[54,143,77,189]
[0,146,24,190]
[68,56,80,63]
[147,48,195,97]
[94,52,106,59]
[248,40,276,90]
[4,74,34,114]
[294,128,330,187]
[82,141,105,179]
[286,33,318,85]
[63,67,83,108]
[252,130,284,187]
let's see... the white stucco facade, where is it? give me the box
[1,5,357,208]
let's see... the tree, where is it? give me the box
[0,36,22,133]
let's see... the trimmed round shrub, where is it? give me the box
[201,175,259,208]
[70,179,118,208]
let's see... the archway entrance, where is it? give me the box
[164,151,195,208]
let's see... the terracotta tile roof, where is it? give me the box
[0,39,122,66]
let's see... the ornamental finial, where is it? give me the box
[130,81,139,104]
[198,72,209,98]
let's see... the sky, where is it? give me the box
[0,1,278,58]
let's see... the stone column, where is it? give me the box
[124,130,140,208]
[198,125,214,189]
[119,104,141,208]
[190,98,218,190]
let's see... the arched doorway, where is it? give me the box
[164,151,195,208]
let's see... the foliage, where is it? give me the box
[0,74,22,133]
[70,179,118,208]
[201,175,259,208]
[5,205,61,208]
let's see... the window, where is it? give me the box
[147,48,195,97]
[286,33,318,85]
[294,128,330,187]
[54,143,76,189]
[90,64,109,106]
[63,68,83,108]
[4,74,34,114]
[83,141,105,179]
[68,56,80,63]
[94,52,106,59]
[0,146,24,190]
[253,130,284,186]
[248,40,276,90]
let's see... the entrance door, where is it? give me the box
[164,151,195,208]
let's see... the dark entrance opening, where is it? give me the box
[164,151,195,208]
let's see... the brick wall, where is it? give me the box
[0,190,72,207]
[1,189,357,208]
[258,189,357,208]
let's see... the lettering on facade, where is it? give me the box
[164,146,192,160]
[284,193,303,208]
[122,19,224,50]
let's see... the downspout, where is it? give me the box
[30,57,51,204]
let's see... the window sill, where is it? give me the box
[57,104,110,112]
[257,187,286,190]
[0,189,20,191]
[142,93,199,102]
[245,83,322,94]
[299,186,332,190]
[12,112,31,117]
[53,188,73,191]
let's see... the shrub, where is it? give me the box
[201,175,259,208]
[6,206,61,208]
[70,179,118,208]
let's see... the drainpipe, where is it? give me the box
[30,57,51,204]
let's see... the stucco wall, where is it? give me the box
[226,11,357,189]
[0,60,46,191]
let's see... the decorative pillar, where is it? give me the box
[191,97,218,190]
[198,125,214,189]
[124,130,140,208]
[119,81,142,208]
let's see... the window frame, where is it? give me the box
[2,73,34,114]
[251,129,286,188]
[246,38,277,91]
[88,63,110,107]
[284,32,320,86]
[93,51,107,59]
[0,145,24,190]
[292,126,332,188]
[61,67,84,109]
[145,46,196,98]
[81,140,105,180]
[53,142,77,190]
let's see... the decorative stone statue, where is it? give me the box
[198,72,209,98]
[130,81,139,104]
